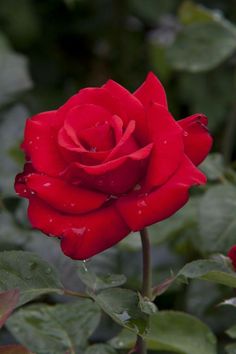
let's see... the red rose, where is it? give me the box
[15,73,212,260]
[228,245,236,270]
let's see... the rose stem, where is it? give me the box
[135,228,152,354]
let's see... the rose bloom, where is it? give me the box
[228,245,236,270]
[15,73,212,260]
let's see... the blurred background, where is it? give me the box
[1,0,236,353]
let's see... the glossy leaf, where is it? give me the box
[167,22,236,72]
[144,311,217,353]
[85,344,117,354]
[226,324,236,339]
[178,258,236,287]
[6,300,101,354]
[0,251,63,306]
[0,345,34,354]
[199,153,225,181]
[91,288,149,336]
[110,311,217,353]
[0,289,19,328]
[199,185,236,253]
[77,261,126,292]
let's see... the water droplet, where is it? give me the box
[29,141,33,145]
[137,200,147,208]
[89,146,97,152]
[116,310,131,322]
[30,190,36,195]
[70,202,75,207]
[184,131,189,137]
[43,182,51,187]
[138,210,142,215]
[72,227,86,236]
[134,184,141,191]
[23,188,27,193]
[36,136,40,140]
[45,267,52,274]
[163,140,167,144]
[49,218,53,223]
[118,341,124,347]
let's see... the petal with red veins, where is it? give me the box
[23,114,66,176]
[28,198,130,260]
[26,174,108,214]
[145,103,184,188]
[178,114,213,165]
[58,87,126,123]
[116,156,206,231]
[103,80,147,144]
[134,72,168,109]
[62,143,153,194]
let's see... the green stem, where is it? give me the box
[140,228,152,299]
[134,228,152,354]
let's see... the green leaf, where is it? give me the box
[221,298,236,307]
[0,52,32,105]
[167,22,236,72]
[109,328,136,349]
[178,258,236,287]
[110,311,217,353]
[199,185,236,253]
[0,251,63,306]
[226,324,236,339]
[0,289,19,328]
[144,311,217,353]
[77,261,126,292]
[85,344,117,354]
[179,1,219,25]
[199,153,225,181]
[226,343,236,354]
[91,288,149,336]
[6,300,101,354]
[0,345,34,354]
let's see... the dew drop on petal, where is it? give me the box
[134,184,141,191]
[184,131,189,137]
[43,182,51,187]
[163,140,167,144]
[137,200,147,208]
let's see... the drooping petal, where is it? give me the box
[15,163,35,198]
[103,80,148,144]
[28,198,130,260]
[23,113,66,176]
[62,144,153,194]
[116,156,206,231]
[134,72,168,109]
[26,174,108,214]
[145,103,184,188]
[178,114,213,165]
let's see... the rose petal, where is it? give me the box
[106,120,139,161]
[23,113,66,176]
[134,72,168,109]
[145,103,184,187]
[58,87,126,123]
[103,79,148,144]
[64,104,113,142]
[26,174,108,214]
[79,123,115,151]
[178,114,213,165]
[62,143,153,194]
[116,156,206,231]
[28,198,130,260]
